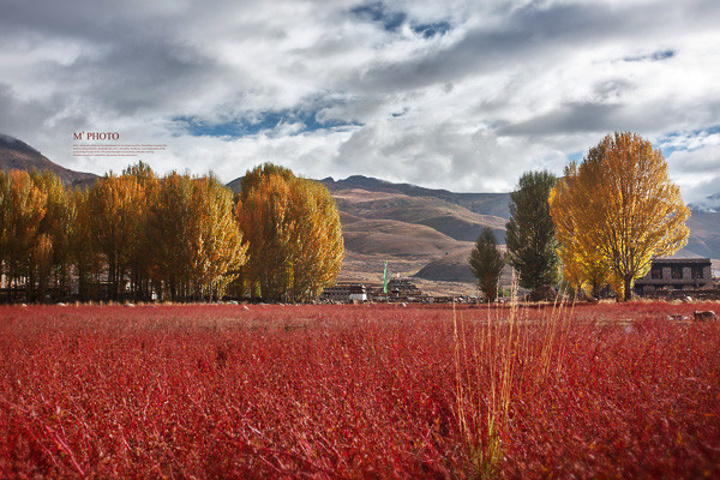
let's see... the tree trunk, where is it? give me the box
[623,275,633,302]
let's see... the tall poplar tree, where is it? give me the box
[549,132,690,301]
[29,170,76,300]
[146,172,246,301]
[85,173,145,300]
[0,170,47,298]
[235,164,343,302]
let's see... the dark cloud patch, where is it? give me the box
[499,103,622,136]
[0,83,66,137]
[0,0,179,48]
[593,79,636,102]
[43,36,218,116]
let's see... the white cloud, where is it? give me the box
[0,0,718,199]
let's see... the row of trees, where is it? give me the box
[0,163,343,303]
[470,132,691,302]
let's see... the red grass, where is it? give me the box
[0,302,719,478]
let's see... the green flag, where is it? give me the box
[383,261,388,294]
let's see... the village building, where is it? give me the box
[321,277,428,303]
[634,257,713,296]
[320,283,368,302]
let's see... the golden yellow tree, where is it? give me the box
[71,188,104,301]
[187,175,247,300]
[0,170,47,299]
[29,170,77,301]
[85,173,146,300]
[549,165,609,298]
[287,179,344,301]
[123,161,159,301]
[146,172,246,301]
[235,164,343,302]
[549,132,690,301]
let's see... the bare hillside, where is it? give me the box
[0,134,96,186]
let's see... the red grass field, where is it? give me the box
[1,301,719,479]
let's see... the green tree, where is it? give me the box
[549,132,690,301]
[468,227,505,302]
[505,170,559,290]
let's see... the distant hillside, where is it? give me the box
[0,133,96,186]
[342,218,472,257]
[227,172,720,287]
[330,187,506,243]
[227,173,507,288]
[413,250,515,285]
[320,175,512,218]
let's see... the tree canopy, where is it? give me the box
[549,132,691,301]
[0,164,252,303]
[146,172,247,301]
[235,164,343,302]
[468,227,505,302]
[505,170,559,290]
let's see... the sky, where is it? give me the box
[0,0,719,202]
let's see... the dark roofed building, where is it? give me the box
[635,257,712,296]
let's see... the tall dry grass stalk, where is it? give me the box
[454,274,573,477]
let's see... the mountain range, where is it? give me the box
[2,134,719,294]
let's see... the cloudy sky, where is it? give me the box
[1,0,719,201]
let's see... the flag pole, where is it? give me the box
[383,260,388,301]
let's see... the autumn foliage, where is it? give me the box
[0,162,342,303]
[0,170,76,302]
[550,132,691,300]
[235,164,343,302]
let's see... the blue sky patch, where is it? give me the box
[174,109,361,139]
[566,151,584,163]
[658,125,720,156]
[351,2,407,32]
[624,49,675,62]
[412,21,452,38]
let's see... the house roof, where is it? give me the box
[651,257,711,265]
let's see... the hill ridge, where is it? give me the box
[0,133,97,186]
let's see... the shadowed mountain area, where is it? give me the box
[0,134,97,186]
[685,210,720,261]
